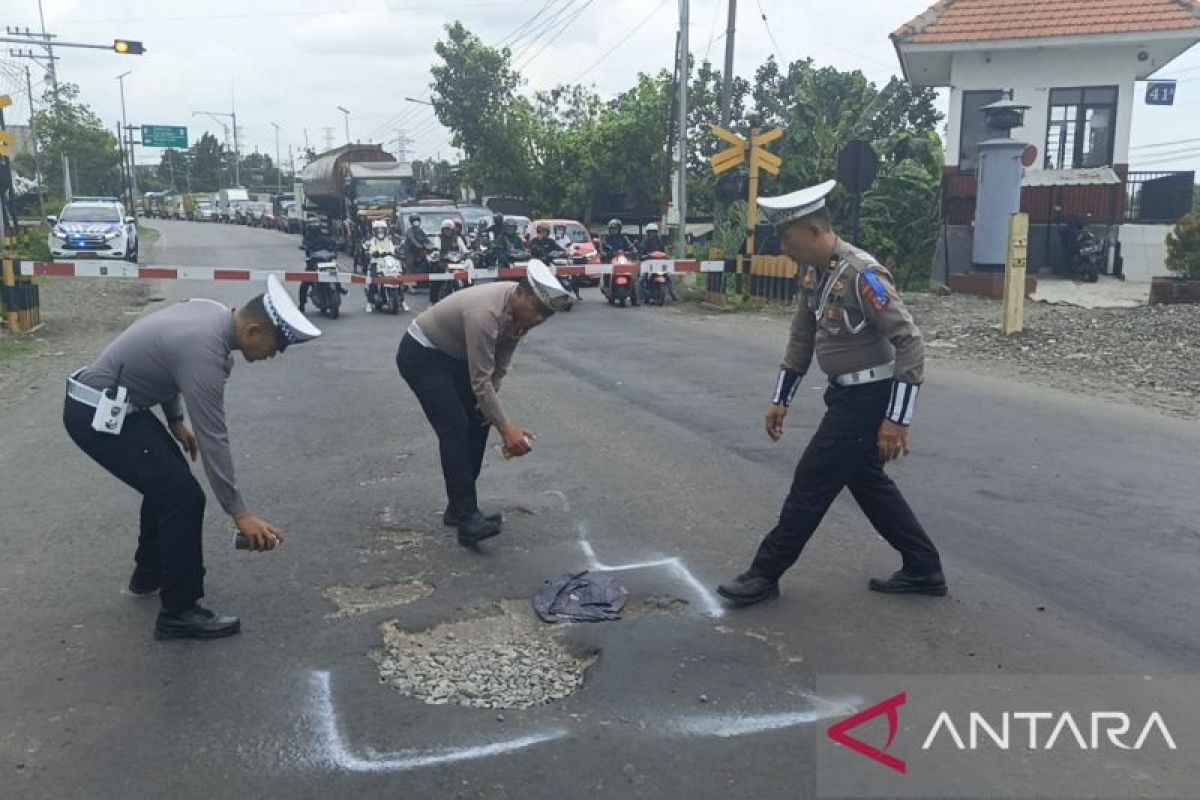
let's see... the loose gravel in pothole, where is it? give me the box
[373,600,598,709]
[323,579,434,618]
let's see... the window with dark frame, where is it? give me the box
[959,89,1005,170]
[1045,87,1118,170]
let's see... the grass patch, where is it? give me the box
[0,336,37,363]
[137,224,160,246]
[15,233,51,262]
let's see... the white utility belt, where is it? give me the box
[66,369,143,435]
[406,321,437,350]
[831,362,895,387]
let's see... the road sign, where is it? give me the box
[1146,81,1177,106]
[712,125,745,148]
[711,145,745,175]
[752,128,783,147]
[0,95,11,110]
[141,125,187,148]
[753,148,782,176]
[0,131,14,159]
[837,140,879,195]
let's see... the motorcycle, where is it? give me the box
[442,249,475,296]
[366,253,406,314]
[639,250,671,306]
[304,249,344,320]
[601,251,640,308]
[1058,215,1103,283]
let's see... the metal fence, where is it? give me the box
[1125,171,1195,223]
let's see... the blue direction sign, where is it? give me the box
[140,125,188,148]
[1146,82,1177,106]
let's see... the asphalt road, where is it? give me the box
[3,220,1198,799]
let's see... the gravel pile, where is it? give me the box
[374,601,597,710]
[906,294,1200,418]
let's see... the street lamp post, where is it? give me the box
[336,106,351,144]
[192,109,240,186]
[116,70,137,219]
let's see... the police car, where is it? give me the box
[47,198,139,262]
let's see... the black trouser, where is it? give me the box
[750,380,942,581]
[396,334,491,519]
[63,397,206,612]
[428,262,449,305]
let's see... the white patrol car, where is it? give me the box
[47,198,139,262]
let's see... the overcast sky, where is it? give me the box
[3,0,1200,172]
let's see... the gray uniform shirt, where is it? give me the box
[784,239,924,385]
[76,299,246,516]
[411,282,523,428]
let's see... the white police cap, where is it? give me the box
[758,179,838,229]
[525,259,572,313]
[264,274,321,349]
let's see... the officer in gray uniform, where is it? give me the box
[397,260,571,547]
[63,276,320,640]
[717,180,946,606]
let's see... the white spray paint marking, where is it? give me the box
[308,671,567,773]
[574,521,725,618]
[542,490,570,513]
[666,699,860,738]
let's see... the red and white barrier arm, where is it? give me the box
[20,260,727,285]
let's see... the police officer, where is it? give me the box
[63,276,321,639]
[396,261,571,547]
[716,180,946,606]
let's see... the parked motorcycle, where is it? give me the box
[304,249,344,319]
[601,251,640,307]
[1058,215,1103,283]
[366,253,406,314]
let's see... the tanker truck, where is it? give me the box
[300,144,416,253]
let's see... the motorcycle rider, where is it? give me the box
[364,218,407,313]
[299,221,341,313]
[601,218,635,258]
[487,213,525,270]
[638,222,678,302]
[432,219,469,304]
[528,223,579,301]
[403,214,433,275]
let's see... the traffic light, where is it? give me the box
[0,131,15,159]
[113,39,145,55]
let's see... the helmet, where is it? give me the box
[492,213,505,228]
[608,218,621,230]
[409,214,421,226]
[372,219,388,238]
[645,223,658,234]
[477,219,489,231]
[440,219,455,232]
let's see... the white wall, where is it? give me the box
[946,45,1144,168]
[1119,224,1174,280]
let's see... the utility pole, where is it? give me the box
[193,110,239,186]
[322,127,335,151]
[336,106,351,145]
[23,65,46,219]
[395,129,412,162]
[675,0,689,257]
[270,121,282,194]
[37,0,58,94]
[719,0,737,127]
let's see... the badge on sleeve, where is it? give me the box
[859,270,892,311]
[801,267,818,290]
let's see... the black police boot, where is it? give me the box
[443,508,503,527]
[716,572,780,606]
[457,512,503,547]
[154,605,241,640]
[127,568,161,598]
[868,569,948,597]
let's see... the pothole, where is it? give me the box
[373,600,598,709]
[324,579,434,618]
[625,595,690,617]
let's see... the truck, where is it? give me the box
[218,187,250,223]
[300,144,416,251]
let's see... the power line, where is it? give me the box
[754,0,787,65]
[517,0,595,70]
[48,0,531,26]
[1131,137,1200,151]
[703,0,724,62]
[569,0,671,84]
[498,0,561,48]
[508,0,582,61]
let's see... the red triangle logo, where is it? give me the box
[827,691,907,774]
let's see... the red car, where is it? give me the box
[527,219,601,285]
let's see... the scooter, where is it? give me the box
[366,253,406,314]
[601,251,640,307]
[304,249,344,320]
[639,250,671,306]
[442,249,474,296]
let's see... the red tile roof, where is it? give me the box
[894,0,1200,44]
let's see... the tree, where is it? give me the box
[430,22,533,195]
[1166,214,1200,278]
[23,83,122,198]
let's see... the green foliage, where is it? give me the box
[1165,214,1200,278]
[26,83,122,197]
